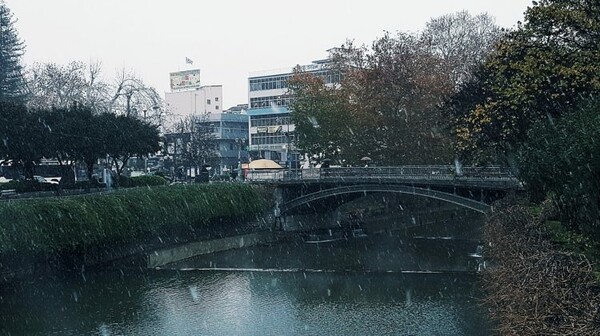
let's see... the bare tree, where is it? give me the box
[27,64,165,125]
[422,11,503,85]
[109,69,164,127]
[26,61,110,111]
[169,114,216,176]
[84,61,110,113]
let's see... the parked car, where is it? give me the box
[33,176,60,185]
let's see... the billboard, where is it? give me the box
[170,69,201,90]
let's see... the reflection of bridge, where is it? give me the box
[247,166,521,215]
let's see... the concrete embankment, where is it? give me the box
[147,231,278,268]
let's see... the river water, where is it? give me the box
[0,223,491,335]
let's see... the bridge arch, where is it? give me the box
[279,184,492,215]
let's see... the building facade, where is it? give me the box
[165,85,223,123]
[162,69,248,178]
[162,109,249,178]
[247,56,338,166]
[196,110,249,175]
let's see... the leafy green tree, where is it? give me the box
[518,96,600,238]
[357,33,455,164]
[0,101,23,162]
[79,112,111,180]
[0,102,49,178]
[290,32,455,165]
[0,1,26,103]
[288,70,358,163]
[448,0,600,162]
[38,107,109,180]
[445,65,507,164]
[38,108,79,166]
[105,114,160,176]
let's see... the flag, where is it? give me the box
[185,57,194,65]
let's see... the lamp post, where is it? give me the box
[284,131,292,179]
[235,137,243,180]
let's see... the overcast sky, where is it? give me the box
[6,0,532,109]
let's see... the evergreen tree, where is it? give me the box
[0,1,26,103]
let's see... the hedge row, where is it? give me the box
[0,175,168,192]
[0,184,270,255]
[117,175,168,188]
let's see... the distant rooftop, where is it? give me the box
[197,112,248,122]
[224,104,248,114]
[311,58,330,64]
[249,52,334,78]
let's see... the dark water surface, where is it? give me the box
[0,230,490,335]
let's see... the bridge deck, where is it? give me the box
[247,166,521,191]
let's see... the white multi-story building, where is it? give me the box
[165,85,223,121]
[162,68,242,178]
[164,69,223,128]
[247,56,338,166]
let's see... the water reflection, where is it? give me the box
[0,270,488,335]
[0,227,490,335]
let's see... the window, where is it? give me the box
[250,133,293,145]
[207,99,211,105]
[249,95,293,109]
[216,105,219,110]
[215,97,219,102]
[249,75,292,91]
[250,114,291,127]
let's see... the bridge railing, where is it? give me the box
[245,165,518,184]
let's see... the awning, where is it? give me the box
[248,159,283,169]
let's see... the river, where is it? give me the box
[0,221,491,335]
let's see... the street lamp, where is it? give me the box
[284,131,292,178]
[235,137,243,180]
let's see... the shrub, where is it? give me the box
[483,205,600,335]
[129,175,168,187]
[71,180,107,190]
[153,171,170,181]
[14,180,57,193]
[117,175,167,188]
[0,180,19,191]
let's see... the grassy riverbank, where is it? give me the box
[482,204,600,334]
[0,183,271,256]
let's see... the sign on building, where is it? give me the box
[267,126,281,134]
[170,69,201,90]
